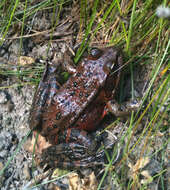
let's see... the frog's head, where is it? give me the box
[88,46,123,75]
[87,47,123,97]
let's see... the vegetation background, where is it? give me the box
[0,0,169,189]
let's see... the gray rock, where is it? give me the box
[23,163,31,180]
[0,137,5,150]
[0,91,7,104]
[0,150,8,157]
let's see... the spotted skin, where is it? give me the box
[29,46,123,169]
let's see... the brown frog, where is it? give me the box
[29,46,138,169]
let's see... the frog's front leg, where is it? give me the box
[107,99,140,117]
[30,49,76,131]
[41,129,105,169]
[29,63,61,131]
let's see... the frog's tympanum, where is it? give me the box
[29,46,137,169]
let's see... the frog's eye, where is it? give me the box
[90,48,103,59]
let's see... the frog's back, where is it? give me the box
[41,57,108,138]
[29,47,122,143]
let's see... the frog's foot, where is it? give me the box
[107,99,141,117]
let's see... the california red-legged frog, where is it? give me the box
[29,46,138,169]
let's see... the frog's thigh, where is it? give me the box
[42,145,104,169]
[42,144,104,169]
[41,128,103,168]
[58,128,99,154]
[107,99,140,117]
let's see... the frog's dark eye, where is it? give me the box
[90,48,103,59]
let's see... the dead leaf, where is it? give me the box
[82,172,98,190]
[68,172,98,190]
[141,170,153,184]
[128,157,150,188]
[24,132,51,154]
[69,173,81,190]
[19,56,35,65]
[128,157,150,172]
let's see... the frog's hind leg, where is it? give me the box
[41,129,105,169]
[41,142,105,170]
